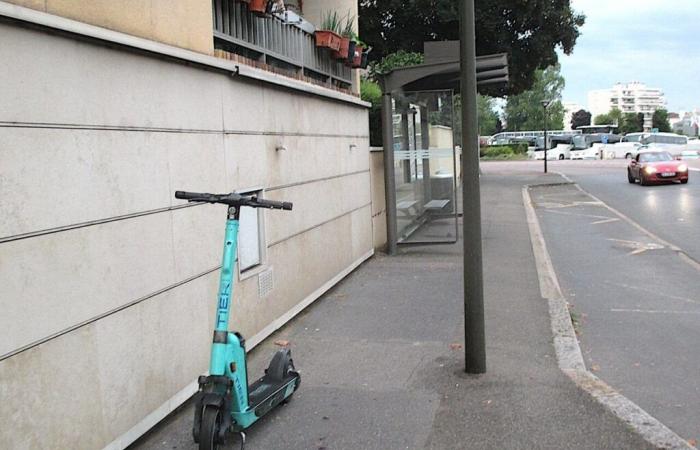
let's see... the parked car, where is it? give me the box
[627,148,689,185]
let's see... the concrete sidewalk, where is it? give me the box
[132,170,653,449]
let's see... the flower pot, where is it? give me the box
[332,36,350,60]
[248,0,268,14]
[346,40,356,63]
[351,45,363,68]
[315,30,342,51]
[360,51,369,69]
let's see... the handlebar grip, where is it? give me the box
[175,191,209,200]
[253,197,293,210]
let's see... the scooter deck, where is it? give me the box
[247,372,300,418]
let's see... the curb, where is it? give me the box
[522,182,695,450]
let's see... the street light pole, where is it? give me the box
[460,0,486,374]
[541,100,551,173]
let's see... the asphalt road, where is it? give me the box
[527,159,700,444]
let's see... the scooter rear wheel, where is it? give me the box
[200,406,221,450]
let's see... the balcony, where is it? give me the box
[212,0,353,93]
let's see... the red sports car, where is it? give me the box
[628,149,689,185]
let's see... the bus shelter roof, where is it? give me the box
[379,41,508,93]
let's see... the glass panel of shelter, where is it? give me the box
[392,90,459,245]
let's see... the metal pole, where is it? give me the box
[544,110,548,173]
[542,100,550,173]
[460,0,486,374]
[381,91,398,256]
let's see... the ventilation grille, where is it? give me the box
[258,268,274,298]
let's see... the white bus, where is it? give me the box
[533,135,574,160]
[608,132,645,159]
[640,132,688,154]
[570,134,622,160]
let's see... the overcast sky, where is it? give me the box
[559,0,699,113]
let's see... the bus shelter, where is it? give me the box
[379,42,508,252]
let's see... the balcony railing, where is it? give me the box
[212,0,353,89]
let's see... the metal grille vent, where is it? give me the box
[258,268,274,298]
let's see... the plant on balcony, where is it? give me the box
[333,14,355,61]
[242,0,269,15]
[315,11,342,51]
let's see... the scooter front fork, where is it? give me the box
[192,375,234,444]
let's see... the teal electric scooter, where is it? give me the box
[175,190,300,450]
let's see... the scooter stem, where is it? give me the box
[210,207,240,375]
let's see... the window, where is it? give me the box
[238,189,265,273]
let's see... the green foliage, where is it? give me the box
[477,96,500,136]
[341,12,356,37]
[609,108,623,125]
[368,51,425,79]
[570,109,591,129]
[594,113,612,125]
[652,109,671,132]
[619,112,644,134]
[480,144,528,159]
[361,80,383,146]
[360,79,381,105]
[359,0,585,95]
[320,11,343,33]
[503,65,565,131]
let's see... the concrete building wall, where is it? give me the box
[369,148,387,251]
[2,0,214,54]
[0,14,370,450]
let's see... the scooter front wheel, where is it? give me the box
[200,406,222,450]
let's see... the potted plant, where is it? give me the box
[315,11,342,51]
[351,40,364,68]
[244,0,268,15]
[333,15,355,60]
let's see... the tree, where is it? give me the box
[361,79,383,146]
[652,109,671,132]
[609,108,623,126]
[594,113,612,125]
[619,112,644,134]
[570,109,591,130]
[477,95,500,135]
[359,0,585,95]
[503,65,565,131]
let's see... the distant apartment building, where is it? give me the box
[672,110,700,137]
[588,82,666,131]
[563,102,584,131]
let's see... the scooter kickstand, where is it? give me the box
[238,431,246,450]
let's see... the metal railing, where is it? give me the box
[212,0,352,87]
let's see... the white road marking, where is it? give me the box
[591,218,621,225]
[610,308,700,315]
[543,209,615,221]
[554,171,700,274]
[603,281,700,305]
[607,238,664,256]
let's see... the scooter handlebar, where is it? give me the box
[175,190,292,210]
[175,191,211,200]
[250,197,293,210]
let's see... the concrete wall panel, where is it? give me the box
[0,204,227,356]
[264,171,371,245]
[369,150,388,250]
[0,128,226,238]
[222,133,370,197]
[0,24,223,129]
[0,273,216,449]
